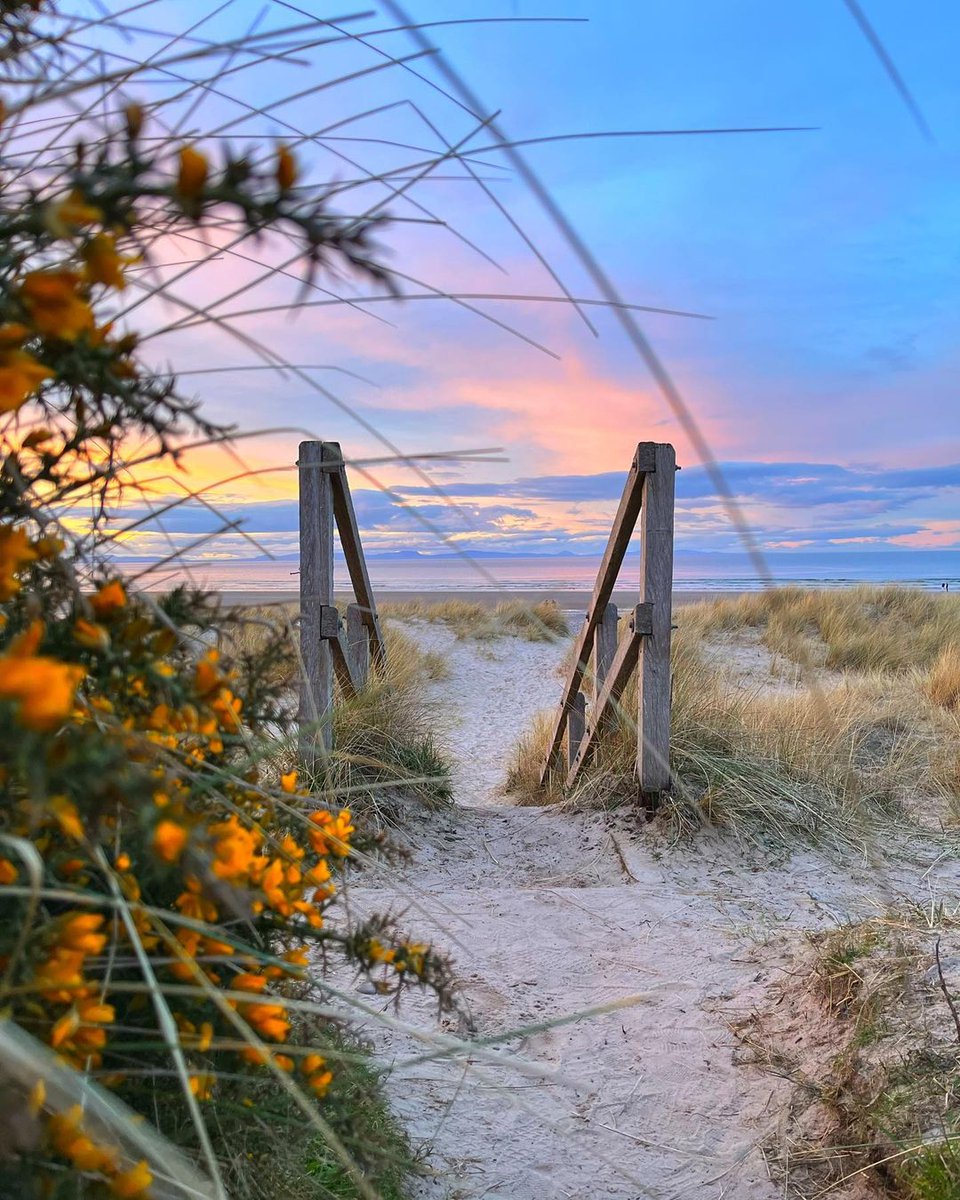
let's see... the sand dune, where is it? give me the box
[340,618,960,1199]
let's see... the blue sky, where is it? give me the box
[95,2,960,563]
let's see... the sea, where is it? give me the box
[130,554,960,596]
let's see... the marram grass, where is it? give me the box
[509,588,960,849]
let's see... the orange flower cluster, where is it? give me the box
[177,146,208,199]
[0,335,52,413]
[35,912,114,1067]
[0,619,86,730]
[306,806,355,858]
[47,1106,152,1198]
[0,524,38,599]
[82,233,136,290]
[276,144,297,191]
[165,804,350,993]
[366,936,430,978]
[300,1052,333,1098]
[230,971,291,1045]
[0,80,458,1200]
[21,270,95,340]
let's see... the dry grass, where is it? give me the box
[329,624,454,820]
[227,604,454,821]
[926,644,960,711]
[741,914,960,1199]
[223,602,300,688]
[381,598,569,642]
[701,585,960,674]
[508,588,960,848]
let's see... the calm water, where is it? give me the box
[130,555,960,595]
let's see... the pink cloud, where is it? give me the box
[891,522,960,548]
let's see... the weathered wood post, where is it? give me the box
[637,442,676,800]
[594,601,618,732]
[298,440,336,768]
[567,691,586,773]
[345,603,369,687]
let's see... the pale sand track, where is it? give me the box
[341,621,960,1200]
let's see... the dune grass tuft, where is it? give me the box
[925,643,960,711]
[744,914,960,1199]
[329,624,455,819]
[701,585,960,674]
[508,588,960,848]
[230,605,456,820]
[382,598,569,642]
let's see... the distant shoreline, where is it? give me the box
[211,588,747,609]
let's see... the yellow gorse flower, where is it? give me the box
[20,270,94,340]
[82,233,136,290]
[48,1106,117,1174]
[0,348,53,413]
[0,652,85,730]
[90,579,127,617]
[0,525,38,599]
[47,1107,153,1197]
[110,1160,153,1198]
[152,818,188,863]
[177,146,208,198]
[276,144,297,191]
[45,189,103,238]
[73,618,110,651]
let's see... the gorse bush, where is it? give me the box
[0,5,454,1196]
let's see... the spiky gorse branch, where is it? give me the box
[0,16,451,1200]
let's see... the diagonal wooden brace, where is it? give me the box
[565,603,652,789]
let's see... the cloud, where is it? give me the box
[100,455,960,558]
[395,459,960,507]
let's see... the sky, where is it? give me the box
[82,1,960,568]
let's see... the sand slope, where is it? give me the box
[342,622,960,1199]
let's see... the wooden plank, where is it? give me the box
[566,605,649,787]
[330,631,360,697]
[539,443,655,784]
[594,602,618,704]
[298,440,336,766]
[567,691,586,773]
[637,443,676,800]
[325,442,386,666]
[345,603,369,688]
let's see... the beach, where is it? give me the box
[338,595,960,1198]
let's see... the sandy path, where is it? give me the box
[344,623,960,1200]
[394,618,572,806]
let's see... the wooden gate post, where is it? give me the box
[298,440,336,768]
[637,442,676,800]
[345,603,369,687]
[594,601,618,719]
[539,442,676,800]
[567,691,586,773]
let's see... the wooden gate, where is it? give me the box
[539,442,676,802]
[297,440,385,769]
